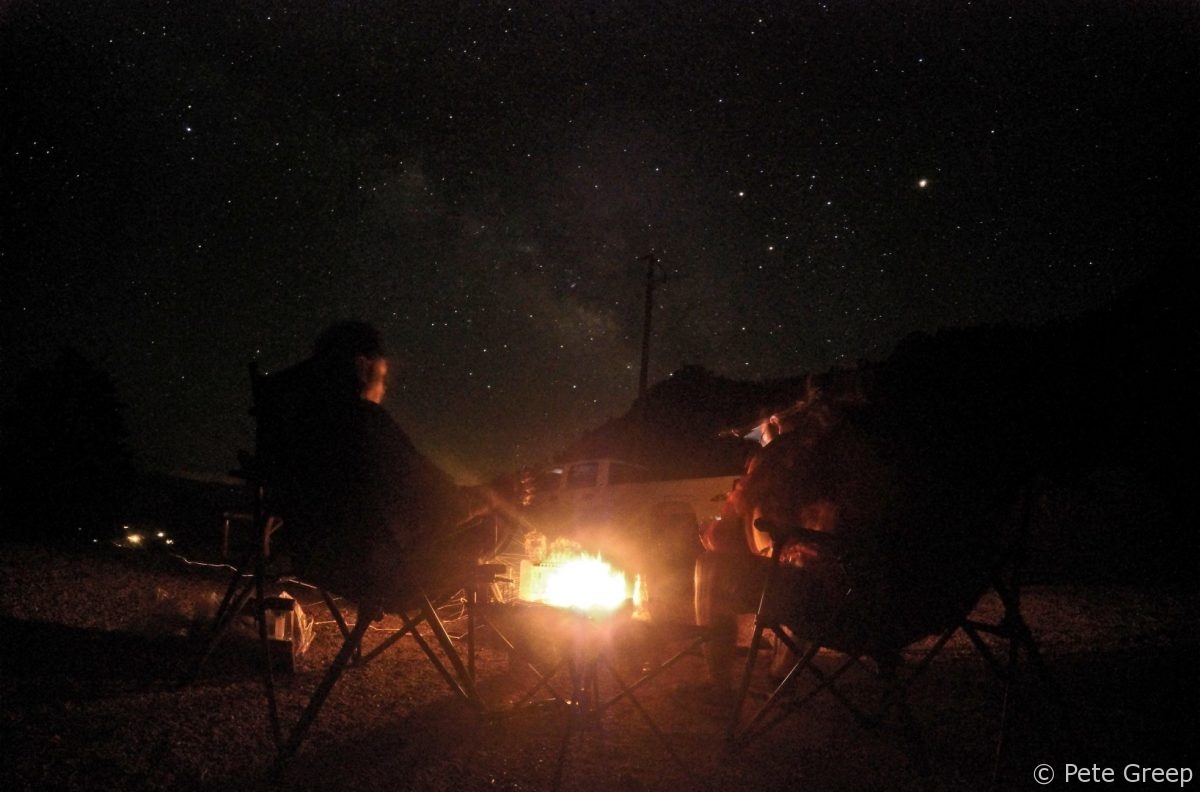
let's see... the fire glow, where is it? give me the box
[519,552,633,614]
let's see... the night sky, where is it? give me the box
[3,1,1195,484]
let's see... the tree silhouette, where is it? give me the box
[1,348,134,544]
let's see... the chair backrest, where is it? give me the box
[248,362,293,469]
[246,358,384,601]
[246,360,324,499]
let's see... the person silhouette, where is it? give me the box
[274,321,490,605]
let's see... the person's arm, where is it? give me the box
[699,478,756,554]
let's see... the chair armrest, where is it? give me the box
[754,518,839,551]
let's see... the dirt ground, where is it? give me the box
[1,542,1196,791]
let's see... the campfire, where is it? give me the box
[516,537,644,617]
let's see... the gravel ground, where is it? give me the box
[1,542,1196,791]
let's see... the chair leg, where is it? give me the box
[597,651,700,785]
[356,608,420,664]
[992,587,1066,789]
[730,547,790,742]
[729,616,770,742]
[409,593,484,708]
[351,593,482,707]
[478,606,570,709]
[319,589,363,665]
[276,607,375,765]
[273,585,495,767]
[255,556,282,750]
[183,563,257,685]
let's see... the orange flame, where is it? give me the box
[520,552,632,614]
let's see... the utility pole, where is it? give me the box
[638,252,660,398]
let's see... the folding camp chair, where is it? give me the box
[207,362,507,765]
[730,513,1052,780]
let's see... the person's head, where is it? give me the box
[760,415,782,446]
[311,321,389,403]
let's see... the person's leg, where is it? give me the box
[694,551,766,696]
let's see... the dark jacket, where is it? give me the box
[280,396,469,603]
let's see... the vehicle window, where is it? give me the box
[566,462,599,489]
[608,462,650,485]
[535,469,563,494]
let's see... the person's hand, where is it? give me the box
[699,517,747,554]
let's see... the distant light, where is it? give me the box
[917,178,929,189]
[128,533,143,545]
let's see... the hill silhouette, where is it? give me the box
[558,272,1193,584]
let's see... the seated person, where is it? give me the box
[694,383,1008,707]
[272,321,490,607]
[693,401,881,705]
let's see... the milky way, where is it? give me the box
[3,1,1194,482]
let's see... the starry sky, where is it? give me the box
[3,1,1195,484]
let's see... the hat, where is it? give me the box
[312,321,386,360]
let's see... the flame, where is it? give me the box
[522,553,630,613]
